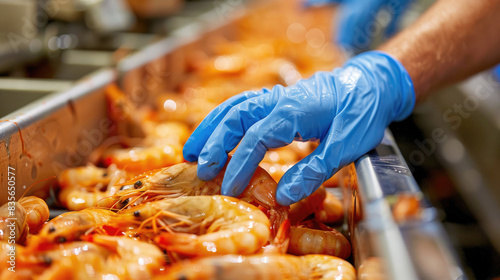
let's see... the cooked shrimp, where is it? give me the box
[102,143,185,174]
[83,235,165,279]
[96,162,225,209]
[303,254,356,280]
[392,194,421,223]
[0,242,34,277]
[289,186,326,225]
[97,162,289,253]
[314,190,343,225]
[158,254,356,280]
[29,208,120,247]
[119,195,270,257]
[58,164,127,210]
[102,121,190,174]
[21,236,164,280]
[22,241,110,278]
[0,202,28,244]
[288,220,351,259]
[18,196,49,234]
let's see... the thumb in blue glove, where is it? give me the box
[303,0,413,53]
[183,51,415,206]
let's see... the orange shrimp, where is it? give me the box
[18,196,50,234]
[97,161,289,253]
[118,196,270,257]
[288,220,351,259]
[0,202,28,244]
[82,235,165,279]
[289,186,327,225]
[158,254,356,280]
[314,190,343,225]
[392,194,421,223]
[29,208,121,248]
[0,197,49,245]
[57,164,128,210]
[102,121,190,174]
[20,238,163,280]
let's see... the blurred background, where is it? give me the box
[0,0,499,279]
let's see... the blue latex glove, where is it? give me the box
[183,51,415,205]
[493,65,500,82]
[304,0,413,53]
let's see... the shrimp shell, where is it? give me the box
[314,191,343,225]
[158,254,356,280]
[18,196,50,234]
[29,208,120,247]
[288,220,351,259]
[0,202,28,244]
[289,186,326,225]
[97,162,289,253]
[58,164,127,210]
[122,195,271,257]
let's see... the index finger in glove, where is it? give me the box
[196,93,277,181]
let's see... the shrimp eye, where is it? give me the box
[102,173,108,177]
[57,237,67,243]
[177,275,188,280]
[123,198,131,205]
[134,181,143,189]
[48,225,56,233]
[134,211,140,217]
[42,256,52,265]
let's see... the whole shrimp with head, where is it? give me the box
[119,195,271,257]
[97,161,290,253]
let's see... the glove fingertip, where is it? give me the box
[197,158,225,182]
[276,186,296,206]
[182,140,201,162]
[221,179,242,197]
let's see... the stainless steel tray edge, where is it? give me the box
[351,129,466,280]
[0,68,117,203]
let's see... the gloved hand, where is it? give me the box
[304,0,413,53]
[183,51,415,205]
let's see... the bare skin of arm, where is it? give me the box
[378,0,500,101]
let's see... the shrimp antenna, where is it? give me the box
[19,176,57,200]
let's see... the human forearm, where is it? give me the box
[379,0,500,100]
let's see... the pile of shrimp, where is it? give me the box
[0,1,398,279]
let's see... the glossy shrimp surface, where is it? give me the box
[30,208,119,247]
[0,202,28,244]
[289,186,327,225]
[84,235,165,279]
[58,164,127,210]
[97,162,289,253]
[121,195,271,257]
[18,196,50,234]
[158,254,355,280]
[288,220,351,259]
[314,191,343,225]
